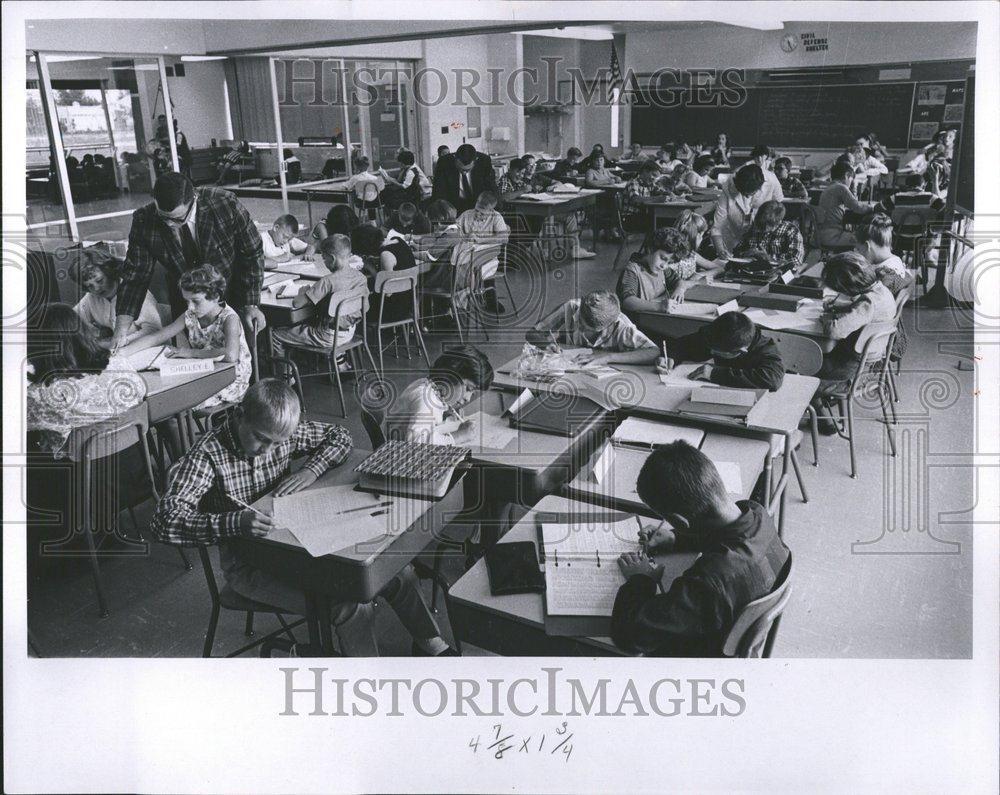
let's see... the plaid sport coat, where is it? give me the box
[118,187,264,318]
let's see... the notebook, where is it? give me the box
[612,417,705,449]
[485,542,545,596]
[541,518,699,637]
[737,293,806,312]
[677,385,767,425]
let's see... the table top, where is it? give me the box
[563,429,769,516]
[493,358,818,437]
[249,447,458,565]
[141,362,236,423]
[447,495,629,653]
[504,190,601,211]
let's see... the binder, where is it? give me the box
[768,279,824,299]
[355,441,469,499]
[737,293,806,312]
[508,393,605,437]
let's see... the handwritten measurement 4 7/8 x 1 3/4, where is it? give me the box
[469,722,574,761]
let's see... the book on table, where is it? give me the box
[676,385,768,426]
[737,293,807,312]
[612,417,705,449]
[682,284,746,305]
[540,517,699,637]
[355,440,469,499]
[508,392,606,437]
[768,277,824,300]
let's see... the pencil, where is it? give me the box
[334,500,392,516]
[228,493,269,519]
[660,341,670,373]
[548,330,562,353]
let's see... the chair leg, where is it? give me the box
[177,548,193,571]
[879,384,898,458]
[202,604,221,658]
[377,327,385,374]
[81,462,110,618]
[245,611,255,637]
[412,321,431,367]
[806,405,820,466]
[333,356,347,418]
[452,305,465,343]
[844,398,857,479]
[885,369,899,425]
[790,449,809,502]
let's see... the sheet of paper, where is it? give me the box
[273,260,326,278]
[507,388,533,415]
[126,345,167,371]
[711,460,744,495]
[542,519,639,558]
[717,298,741,315]
[667,301,718,318]
[591,440,615,485]
[271,485,406,558]
[545,560,624,617]
[780,269,795,284]
[465,411,518,451]
[263,271,295,289]
[657,362,701,386]
[614,417,705,448]
[742,308,815,331]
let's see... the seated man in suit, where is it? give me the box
[612,442,790,657]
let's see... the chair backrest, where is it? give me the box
[854,320,897,366]
[890,204,938,233]
[766,331,824,376]
[464,243,504,289]
[374,268,419,297]
[722,554,793,658]
[326,288,369,325]
[65,402,150,466]
[357,180,380,202]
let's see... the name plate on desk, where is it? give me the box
[158,358,216,379]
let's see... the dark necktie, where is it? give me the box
[178,222,200,268]
[461,170,472,199]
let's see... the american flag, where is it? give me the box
[609,42,622,91]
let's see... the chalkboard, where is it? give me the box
[630,82,916,149]
[951,74,974,213]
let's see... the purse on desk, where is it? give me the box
[485,542,545,596]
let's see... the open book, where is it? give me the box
[541,518,699,637]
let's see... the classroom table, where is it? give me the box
[140,362,236,424]
[301,181,352,227]
[448,495,707,656]
[226,177,350,215]
[259,278,316,327]
[492,358,819,533]
[563,430,770,518]
[502,190,602,252]
[236,446,467,655]
[639,195,714,239]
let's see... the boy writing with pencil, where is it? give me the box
[655,311,785,392]
[612,441,790,657]
[151,379,457,656]
[526,290,660,366]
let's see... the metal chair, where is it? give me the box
[52,403,189,618]
[891,205,941,291]
[160,463,306,657]
[352,180,384,225]
[721,554,793,658]
[370,269,430,373]
[420,243,503,342]
[764,332,825,502]
[271,290,379,418]
[819,321,898,479]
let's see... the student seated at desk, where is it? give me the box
[585,153,623,187]
[862,131,889,162]
[656,311,785,391]
[27,303,148,457]
[855,213,907,279]
[813,252,896,432]
[772,157,808,199]
[548,147,585,181]
[125,266,252,410]
[527,290,659,366]
[611,442,790,657]
[385,346,494,446]
[379,148,431,205]
[308,205,361,256]
[151,379,457,656]
[352,223,417,276]
[270,234,369,367]
[711,132,732,167]
[386,202,431,236]
[683,154,718,190]
[582,143,615,171]
[733,200,805,272]
[621,143,648,162]
[617,228,694,316]
[346,156,385,217]
[623,162,675,230]
[816,162,877,249]
[260,213,309,262]
[844,141,888,178]
[72,247,162,348]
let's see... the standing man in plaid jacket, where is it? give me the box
[110,172,266,351]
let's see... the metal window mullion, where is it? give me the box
[35,51,79,241]
[268,57,289,213]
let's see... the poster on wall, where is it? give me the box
[908,80,965,147]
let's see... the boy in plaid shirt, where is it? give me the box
[733,200,805,271]
[624,161,678,230]
[151,379,456,656]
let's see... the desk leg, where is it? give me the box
[307,193,314,230]
[591,204,600,251]
[310,593,338,656]
[779,435,792,536]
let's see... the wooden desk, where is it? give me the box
[503,190,601,250]
[492,359,819,533]
[640,196,714,240]
[141,363,236,424]
[236,447,466,652]
[447,496,628,656]
[260,280,316,327]
[563,431,769,517]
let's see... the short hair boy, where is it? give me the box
[610,441,791,656]
[261,213,308,260]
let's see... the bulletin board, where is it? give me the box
[908,80,966,146]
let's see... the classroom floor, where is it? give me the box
[25,232,976,659]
